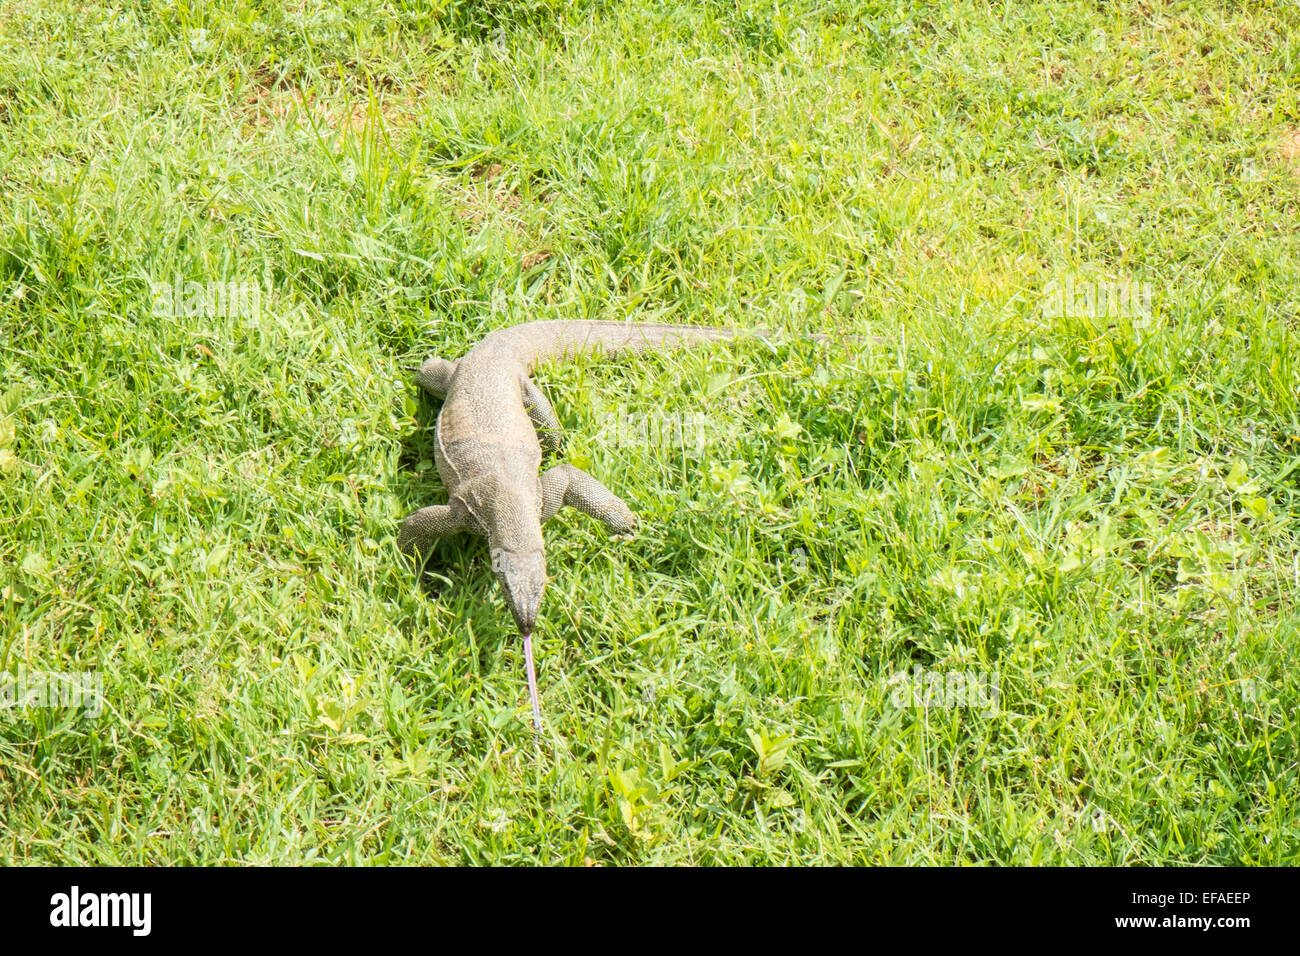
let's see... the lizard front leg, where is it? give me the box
[398,503,476,560]
[521,376,564,454]
[540,464,636,534]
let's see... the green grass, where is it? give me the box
[1,0,1297,864]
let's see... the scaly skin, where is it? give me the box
[399,320,739,733]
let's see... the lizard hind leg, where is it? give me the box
[521,376,564,454]
[540,463,636,534]
[414,357,458,398]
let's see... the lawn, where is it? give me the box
[0,0,1297,864]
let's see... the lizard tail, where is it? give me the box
[485,319,751,372]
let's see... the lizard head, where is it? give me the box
[490,547,547,634]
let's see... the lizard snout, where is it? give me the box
[491,548,548,634]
